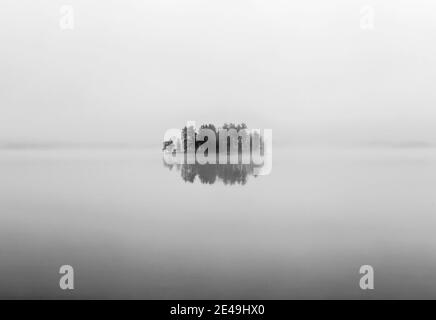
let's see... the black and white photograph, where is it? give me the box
[1,0,436,310]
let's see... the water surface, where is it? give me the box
[0,147,435,299]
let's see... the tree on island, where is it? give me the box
[164,123,263,158]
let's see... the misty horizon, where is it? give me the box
[0,138,435,149]
[2,1,436,148]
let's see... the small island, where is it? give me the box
[162,123,264,163]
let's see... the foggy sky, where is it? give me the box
[1,0,436,147]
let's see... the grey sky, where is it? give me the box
[1,0,436,147]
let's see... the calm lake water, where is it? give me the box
[0,147,435,299]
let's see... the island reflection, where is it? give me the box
[163,160,261,185]
[162,122,267,185]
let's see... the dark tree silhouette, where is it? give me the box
[164,123,265,163]
[173,162,258,185]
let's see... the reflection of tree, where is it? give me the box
[163,123,265,185]
[180,164,197,183]
[196,164,218,184]
[170,162,261,185]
